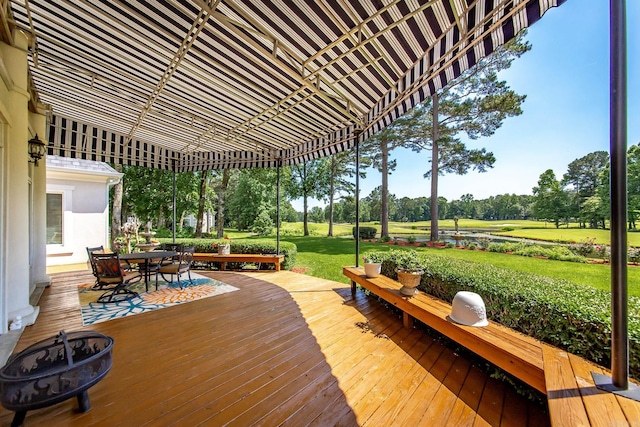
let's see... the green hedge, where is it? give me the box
[158,238,297,270]
[352,226,377,239]
[363,249,640,379]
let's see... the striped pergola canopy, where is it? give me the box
[8,0,565,172]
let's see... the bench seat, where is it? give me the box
[343,266,640,426]
[343,266,546,393]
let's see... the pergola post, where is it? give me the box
[355,131,361,267]
[593,0,638,399]
[277,159,281,255]
[609,0,628,389]
[172,163,177,244]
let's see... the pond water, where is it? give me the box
[391,232,558,247]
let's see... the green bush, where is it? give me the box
[512,245,587,263]
[352,226,377,239]
[486,242,526,253]
[158,238,297,270]
[407,235,417,244]
[361,250,640,379]
[487,242,587,263]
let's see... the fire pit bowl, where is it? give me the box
[0,330,113,427]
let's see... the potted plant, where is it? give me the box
[361,253,382,278]
[215,236,231,255]
[394,251,424,296]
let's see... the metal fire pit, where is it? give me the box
[0,330,113,427]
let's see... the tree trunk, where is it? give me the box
[328,158,335,237]
[217,169,230,238]
[303,196,309,236]
[381,139,389,238]
[179,210,186,232]
[195,170,208,238]
[302,163,310,236]
[430,93,440,241]
[111,164,123,248]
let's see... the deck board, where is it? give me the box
[0,270,548,426]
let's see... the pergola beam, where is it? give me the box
[125,1,220,144]
[193,0,366,127]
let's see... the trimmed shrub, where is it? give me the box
[158,238,297,270]
[352,226,377,239]
[361,250,640,379]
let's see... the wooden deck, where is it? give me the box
[0,269,549,426]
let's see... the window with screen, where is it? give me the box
[46,193,63,244]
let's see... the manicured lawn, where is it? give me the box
[493,227,640,247]
[280,236,640,297]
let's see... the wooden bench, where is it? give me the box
[343,266,546,393]
[194,253,284,271]
[343,266,640,426]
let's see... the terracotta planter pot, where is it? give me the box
[363,263,381,278]
[396,270,423,296]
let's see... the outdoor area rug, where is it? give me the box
[78,272,239,325]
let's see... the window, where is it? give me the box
[46,193,63,244]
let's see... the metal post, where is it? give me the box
[355,130,360,267]
[172,169,177,244]
[276,160,281,255]
[610,0,628,389]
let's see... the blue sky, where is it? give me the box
[293,0,639,211]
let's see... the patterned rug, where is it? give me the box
[78,272,239,325]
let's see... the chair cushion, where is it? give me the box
[158,264,179,274]
[95,257,124,277]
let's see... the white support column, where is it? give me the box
[30,107,50,293]
[1,30,40,330]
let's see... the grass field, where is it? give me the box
[225,220,639,296]
[274,220,640,246]
[274,235,640,297]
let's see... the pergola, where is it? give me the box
[8,0,566,171]
[6,0,634,397]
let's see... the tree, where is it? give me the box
[214,169,234,237]
[194,170,209,237]
[324,151,366,236]
[361,127,403,238]
[395,33,530,240]
[110,163,124,247]
[626,145,640,230]
[562,151,609,228]
[308,206,325,223]
[228,168,276,232]
[533,169,569,228]
[285,160,329,236]
[120,167,198,231]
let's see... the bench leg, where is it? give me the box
[351,280,356,295]
[403,312,414,329]
[275,261,280,271]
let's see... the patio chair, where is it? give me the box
[157,246,195,289]
[91,252,142,303]
[157,243,184,266]
[86,246,105,289]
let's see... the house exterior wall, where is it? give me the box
[46,171,120,267]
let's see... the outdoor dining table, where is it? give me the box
[120,250,176,291]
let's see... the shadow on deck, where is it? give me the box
[0,269,548,426]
